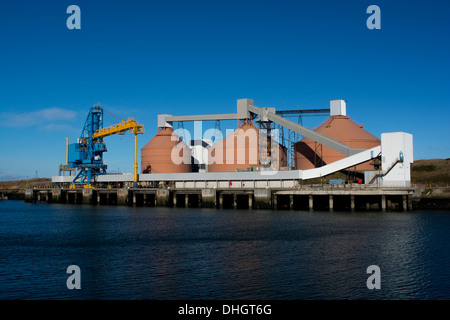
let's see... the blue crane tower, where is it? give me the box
[67,105,108,184]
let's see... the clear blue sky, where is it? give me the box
[1,0,449,180]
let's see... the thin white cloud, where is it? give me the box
[43,123,75,131]
[0,108,78,128]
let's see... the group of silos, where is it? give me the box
[140,107,380,174]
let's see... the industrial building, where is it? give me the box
[145,98,412,186]
[141,126,191,174]
[40,98,414,211]
[295,100,381,170]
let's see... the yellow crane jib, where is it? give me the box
[93,119,144,184]
[93,119,144,139]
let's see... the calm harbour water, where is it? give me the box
[0,200,449,300]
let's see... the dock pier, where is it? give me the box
[25,185,415,212]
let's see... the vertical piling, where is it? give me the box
[117,189,129,206]
[381,195,386,212]
[25,189,34,203]
[219,193,223,209]
[156,189,170,207]
[82,189,93,204]
[253,189,271,209]
[408,195,413,211]
[201,189,216,208]
[52,189,61,203]
[173,193,177,207]
[308,195,314,211]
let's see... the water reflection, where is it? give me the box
[1,201,450,299]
